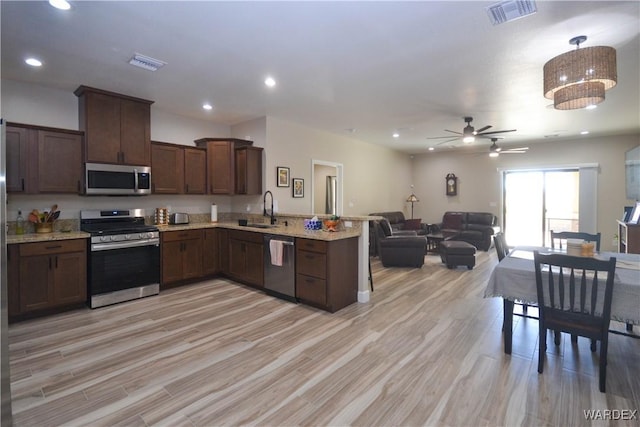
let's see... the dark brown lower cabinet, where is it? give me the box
[296,237,358,312]
[8,239,87,319]
[161,230,203,286]
[227,230,263,287]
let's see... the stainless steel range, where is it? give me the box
[81,209,160,308]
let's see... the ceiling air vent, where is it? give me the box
[486,0,537,25]
[128,53,167,71]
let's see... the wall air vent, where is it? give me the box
[128,53,167,71]
[486,0,537,25]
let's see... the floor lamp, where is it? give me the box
[406,193,419,219]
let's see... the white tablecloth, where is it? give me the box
[484,246,640,325]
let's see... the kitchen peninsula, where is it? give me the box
[6,213,372,320]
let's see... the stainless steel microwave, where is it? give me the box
[85,163,151,196]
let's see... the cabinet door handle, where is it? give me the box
[121,152,125,163]
[49,257,52,270]
[45,245,62,250]
[185,184,189,193]
[21,178,25,191]
[77,180,81,192]
[55,256,58,269]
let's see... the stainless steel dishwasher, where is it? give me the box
[263,234,296,302]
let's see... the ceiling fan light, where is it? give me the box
[489,151,500,157]
[463,136,475,143]
[554,81,605,110]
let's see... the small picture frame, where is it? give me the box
[629,202,640,225]
[623,206,633,222]
[292,178,304,198]
[277,167,290,187]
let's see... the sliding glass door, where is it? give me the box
[503,169,579,246]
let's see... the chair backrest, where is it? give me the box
[376,219,393,238]
[550,230,601,251]
[533,251,616,338]
[493,232,509,261]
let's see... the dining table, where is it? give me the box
[484,245,640,354]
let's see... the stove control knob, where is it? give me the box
[125,234,131,240]
[139,233,145,239]
[100,236,109,242]
[110,235,117,241]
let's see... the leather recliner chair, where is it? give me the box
[374,219,426,268]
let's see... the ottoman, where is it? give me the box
[440,240,476,270]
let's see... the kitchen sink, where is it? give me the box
[245,223,279,229]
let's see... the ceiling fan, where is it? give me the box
[427,116,516,146]
[488,138,528,157]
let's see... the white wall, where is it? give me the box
[264,117,413,216]
[412,134,640,251]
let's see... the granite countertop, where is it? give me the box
[159,222,361,241]
[7,221,363,244]
[7,231,90,245]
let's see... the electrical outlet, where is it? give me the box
[344,221,353,228]
[246,204,251,212]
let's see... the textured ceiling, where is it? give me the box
[1,1,639,153]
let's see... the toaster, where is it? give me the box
[169,213,190,225]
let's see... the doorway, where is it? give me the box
[503,169,580,246]
[311,160,343,216]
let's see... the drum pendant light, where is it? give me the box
[543,35,617,110]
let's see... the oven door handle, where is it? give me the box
[91,239,160,252]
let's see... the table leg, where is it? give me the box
[503,299,514,355]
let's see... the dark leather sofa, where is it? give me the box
[369,211,427,256]
[434,211,500,251]
[373,219,426,268]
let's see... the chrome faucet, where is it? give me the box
[263,190,276,224]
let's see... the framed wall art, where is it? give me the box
[292,178,304,198]
[277,166,290,187]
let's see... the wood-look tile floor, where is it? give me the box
[8,250,640,426]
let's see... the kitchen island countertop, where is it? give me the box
[157,222,361,241]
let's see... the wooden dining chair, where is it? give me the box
[548,230,629,340]
[493,232,510,261]
[494,232,535,321]
[533,251,616,392]
[550,230,601,251]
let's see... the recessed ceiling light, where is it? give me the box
[202,103,213,110]
[428,147,435,151]
[25,58,42,67]
[49,0,71,10]
[392,132,400,138]
[580,130,589,135]
[585,104,597,110]
[264,76,276,88]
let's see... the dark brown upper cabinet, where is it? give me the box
[194,138,262,195]
[151,141,206,194]
[235,146,263,195]
[75,85,153,166]
[6,123,83,194]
